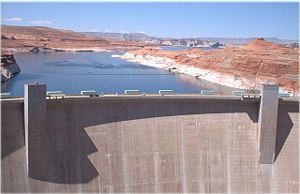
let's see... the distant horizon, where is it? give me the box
[2,24,299,41]
[2,2,299,40]
[81,30,299,41]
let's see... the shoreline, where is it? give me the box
[114,52,294,95]
[1,46,146,54]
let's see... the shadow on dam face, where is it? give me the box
[76,99,260,124]
[1,102,24,159]
[31,98,261,184]
[43,123,99,184]
[274,101,299,163]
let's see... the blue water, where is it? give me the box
[2,52,228,96]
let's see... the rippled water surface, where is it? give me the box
[2,52,237,96]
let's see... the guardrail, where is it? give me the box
[200,90,215,95]
[3,88,296,100]
[46,91,65,99]
[0,92,11,98]
[278,92,292,97]
[80,90,98,97]
[124,90,140,95]
[159,90,173,95]
[232,90,246,96]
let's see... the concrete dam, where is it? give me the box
[1,84,299,193]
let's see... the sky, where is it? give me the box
[1,2,299,40]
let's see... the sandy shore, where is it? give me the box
[114,52,293,95]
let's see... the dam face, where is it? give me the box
[1,85,299,193]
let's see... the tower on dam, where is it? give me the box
[258,85,279,164]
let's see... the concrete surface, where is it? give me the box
[1,90,299,193]
[24,84,47,178]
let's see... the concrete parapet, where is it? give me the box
[24,83,47,179]
[258,85,279,164]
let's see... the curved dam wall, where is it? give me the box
[1,86,299,193]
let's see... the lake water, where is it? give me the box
[2,52,237,96]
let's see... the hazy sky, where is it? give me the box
[2,2,299,40]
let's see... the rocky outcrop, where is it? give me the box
[1,53,21,82]
[1,35,9,40]
[30,47,40,53]
[289,42,299,48]
[210,42,224,48]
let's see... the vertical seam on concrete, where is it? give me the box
[179,119,187,193]
[226,120,231,193]
[153,116,161,193]
[121,121,129,192]
[107,127,112,192]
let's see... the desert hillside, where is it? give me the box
[1,25,149,52]
[131,38,299,94]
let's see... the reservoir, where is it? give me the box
[1,52,238,96]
